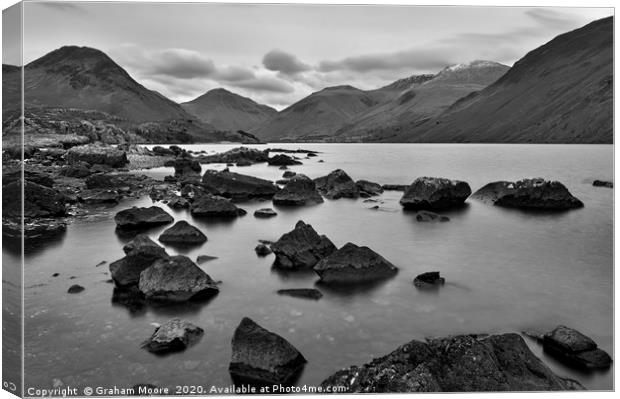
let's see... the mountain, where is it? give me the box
[334,61,510,141]
[181,88,276,132]
[387,16,613,143]
[254,85,381,141]
[3,45,193,123]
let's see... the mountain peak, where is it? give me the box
[442,60,507,73]
[27,45,114,69]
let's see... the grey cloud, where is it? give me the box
[38,2,88,14]
[232,76,295,94]
[148,48,217,79]
[525,9,580,29]
[263,49,311,75]
[318,48,454,74]
[214,65,256,82]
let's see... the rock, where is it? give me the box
[3,170,55,187]
[201,169,278,201]
[229,317,307,385]
[415,211,450,222]
[167,196,190,209]
[198,147,269,164]
[255,244,272,256]
[471,179,583,210]
[270,221,337,269]
[267,154,302,166]
[67,284,85,294]
[3,180,67,218]
[158,221,207,245]
[321,333,582,392]
[171,156,201,177]
[110,234,169,287]
[138,255,219,302]
[254,208,277,218]
[356,180,384,197]
[272,174,324,206]
[78,189,120,204]
[66,144,128,168]
[141,318,204,354]
[314,169,359,199]
[592,180,613,188]
[400,177,471,210]
[275,179,289,185]
[279,165,288,170]
[152,146,176,156]
[196,255,218,264]
[277,289,323,300]
[413,272,445,287]
[190,194,246,218]
[59,162,92,178]
[318,160,324,163]
[282,171,296,178]
[115,206,174,229]
[382,184,408,191]
[543,325,612,369]
[314,243,398,284]
[236,159,252,167]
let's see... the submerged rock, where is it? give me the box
[138,255,219,302]
[314,242,398,284]
[415,211,450,222]
[110,234,169,287]
[158,221,207,245]
[277,288,323,300]
[471,179,583,210]
[270,221,336,269]
[66,144,128,168]
[413,272,445,287]
[314,169,359,199]
[400,177,471,210]
[254,208,277,218]
[114,206,174,229]
[321,333,582,392]
[255,244,272,256]
[190,194,246,218]
[592,180,613,188]
[229,317,307,385]
[356,180,384,197]
[272,174,324,206]
[141,318,204,354]
[543,325,612,369]
[201,169,278,201]
[196,255,218,264]
[267,154,302,166]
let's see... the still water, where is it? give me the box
[11,144,614,391]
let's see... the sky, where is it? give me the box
[3,1,613,109]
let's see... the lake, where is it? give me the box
[8,143,614,392]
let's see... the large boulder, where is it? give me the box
[321,333,582,392]
[3,180,66,218]
[109,234,169,287]
[399,177,471,210]
[543,325,612,369]
[270,221,336,269]
[158,221,207,245]
[314,243,398,284]
[138,255,219,302]
[272,174,324,206]
[141,318,204,354]
[267,154,302,166]
[201,169,278,201]
[229,317,306,385]
[59,162,93,178]
[356,180,383,197]
[314,169,359,199]
[66,144,128,168]
[471,179,583,210]
[114,206,174,229]
[190,194,246,218]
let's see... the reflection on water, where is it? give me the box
[14,144,613,391]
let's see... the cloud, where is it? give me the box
[318,48,454,74]
[145,48,216,79]
[214,65,256,82]
[38,2,87,14]
[263,49,311,75]
[525,9,580,29]
[232,76,295,94]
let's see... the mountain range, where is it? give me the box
[1,16,612,144]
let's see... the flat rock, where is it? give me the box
[201,169,278,201]
[229,317,307,385]
[270,221,336,269]
[314,242,398,284]
[400,177,471,210]
[110,234,169,287]
[267,154,302,166]
[138,255,219,302]
[314,169,359,199]
[277,288,323,300]
[321,333,583,392]
[159,221,207,245]
[471,179,583,210]
[66,144,128,168]
[413,271,445,287]
[190,194,246,218]
[141,318,204,354]
[416,211,450,222]
[198,147,269,164]
[254,208,277,218]
[592,180,613,188]
[272,174,324,206]
[543,325,612,369]
[114,206,174,229]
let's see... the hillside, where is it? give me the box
[388,16,613,143]
[181,88,276,132]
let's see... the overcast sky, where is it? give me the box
[5,1,613,109]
